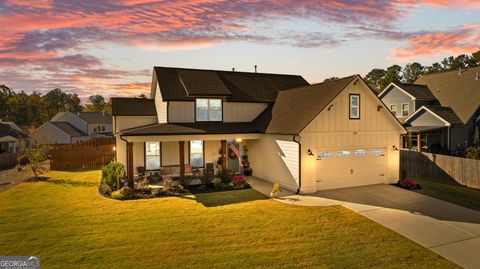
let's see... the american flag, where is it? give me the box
[229,143,240,159]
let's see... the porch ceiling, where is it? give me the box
[122,133,262,142]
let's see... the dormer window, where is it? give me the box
[195,98,222,121]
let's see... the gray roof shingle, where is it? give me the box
[265,75,357,134]
[394,82,436,100]
[111,98,157,116]
[424,105,463,125]
[77,112,112,124]
[153,66,309,102]
[51,122,87,137]
[415,66,480,124]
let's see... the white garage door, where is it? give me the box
[316,148,386,190]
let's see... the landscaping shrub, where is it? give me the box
[231,174,246,189]
[16,145,50,180]
[243,167,253,176]
[99,183,112,196]
[466,147,480,160]
[162,177,173,193]
[398,178,419,190]
[102,162,125,191]
[111,187,135,200]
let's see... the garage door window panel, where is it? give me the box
[353,149,367,156]
[336,150,351,157]
[317,151,333,160]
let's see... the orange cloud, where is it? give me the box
[4,0,53,9]
[391,24,480,60]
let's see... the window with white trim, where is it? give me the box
[401,103,409,117]
[370,149,384,156]
[353,149,367,156]
[317,151,333,159]
[349,94,360,119]
[390,104,397,115]
[190,140,204,167]
[145,142,161,170]
[195,99,222,121]
[336,150,351,157]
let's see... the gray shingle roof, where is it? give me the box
[77,112,112,124]
[424,105,463,125]
[51,122,87,137]
[111,98,157,116]
[265,75,358,134]
[153,66,309,102]
[415,66,480,124]
[394,82,436,100]
[0,123,27,139]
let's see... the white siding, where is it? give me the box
[53,112,87,133]
[32,123,72,145]
[223,102,268,122]
[204,140,221,165]
[155,83,167,123]
[168,102,195,122]
[299,79,403,193]
[248,134,299,191]
[114,116,157,132]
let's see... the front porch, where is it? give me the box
[402,126,449,154]
[119,133,261,188]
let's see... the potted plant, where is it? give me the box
[270,183,282,198]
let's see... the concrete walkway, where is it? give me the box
[247,177,480,268]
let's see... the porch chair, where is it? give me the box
[203,163,214,184]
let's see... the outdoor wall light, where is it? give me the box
[307,149,314,156]
[235,138,242,142]
[113,146,116,152]
[392,145,398,151]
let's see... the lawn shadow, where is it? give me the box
[184,188,268,207]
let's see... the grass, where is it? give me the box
[413,178,480,211]
[0,170,458,268]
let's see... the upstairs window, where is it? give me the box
[349,94,360,119]
[196,99,222,121]
[390,104,397,115]
[401,103,409,117]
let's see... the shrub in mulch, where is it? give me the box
[187,182,251,194]
[99,182,189,200]
[397,178,421,190]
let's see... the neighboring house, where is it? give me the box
[379,66,480,153]
[32,112,112,145]
[0,121,29,154]
[112,67,405,193]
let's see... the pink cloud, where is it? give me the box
[391,24,480,60]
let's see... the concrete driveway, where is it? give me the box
[276,184,480,269]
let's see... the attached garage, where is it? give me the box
[315,147,386,190]
[259,75,406,193]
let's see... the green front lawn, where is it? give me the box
[413,178,480,211]
[0,170,457,268]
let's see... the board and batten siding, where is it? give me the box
[247,134,299,192]
[154,83,167,123]
[300,79,403,193]
[223,102,268,122]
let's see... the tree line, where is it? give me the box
[324,51,480,93]
[0,87,112,127]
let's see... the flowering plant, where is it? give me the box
[231,175,246,189]
[399,178,418,190]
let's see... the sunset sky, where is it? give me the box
[1,0,479,98]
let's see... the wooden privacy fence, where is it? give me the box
[0,153,20,170]
[400,149,480,189]
[50,138,115,170]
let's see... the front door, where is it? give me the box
[227,141,240,172]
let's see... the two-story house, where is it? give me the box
[113,67,405,193]
[0,120,29,154]
[379,66,480,154]
[32,112,112,145]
